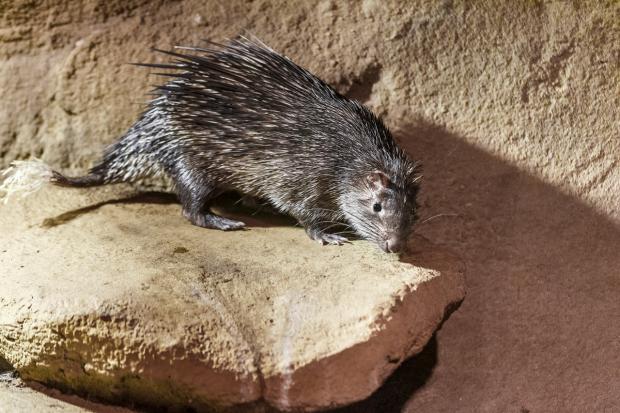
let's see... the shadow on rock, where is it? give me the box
[40,192,178,228]
[331,336,438,413]
[0,356,13,373]
[40,191,296,229]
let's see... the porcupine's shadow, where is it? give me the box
[40,190,298,229]
[40,191,177,228]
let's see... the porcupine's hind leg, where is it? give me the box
[174,174,246,231]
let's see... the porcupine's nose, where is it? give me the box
[384,238,402,253]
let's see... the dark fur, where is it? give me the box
[52,36,421,252]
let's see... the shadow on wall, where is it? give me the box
[338,119,620,412]
[332,337,438,413]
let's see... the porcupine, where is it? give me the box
[50,35,421,253]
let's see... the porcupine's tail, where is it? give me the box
[48,155,116,189]
[50,118,163,189]
[1,129,155,204]
[50,169,105,187]
[0,158,108,204]
[50,152,141,188]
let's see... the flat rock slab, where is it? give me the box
[0,186,464,411]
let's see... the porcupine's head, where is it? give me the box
[337,106,421,253]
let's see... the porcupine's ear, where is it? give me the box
[366,170,391,191]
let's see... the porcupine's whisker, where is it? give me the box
[331,230,357,237]
[348,211,382,239]
[313,219,347,225]
[342,212,378,236]
[305,207,340,214]
[418,213,458,225]
[321,222,351,232]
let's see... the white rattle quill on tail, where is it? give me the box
[0,159,54,204]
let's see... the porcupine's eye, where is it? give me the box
[373,203,382,213]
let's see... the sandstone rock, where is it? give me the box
[0,185,464,412]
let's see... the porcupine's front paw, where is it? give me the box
[306,227,349,246]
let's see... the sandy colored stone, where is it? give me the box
[0,185,464,411]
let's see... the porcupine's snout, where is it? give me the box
[382,237,403,253]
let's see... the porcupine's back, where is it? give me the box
[134,36,405,200]
[55,36,411,214]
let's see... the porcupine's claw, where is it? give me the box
[318,233,349,246]
[305,227,349,246]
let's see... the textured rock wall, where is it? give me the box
[1,0,618,223]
